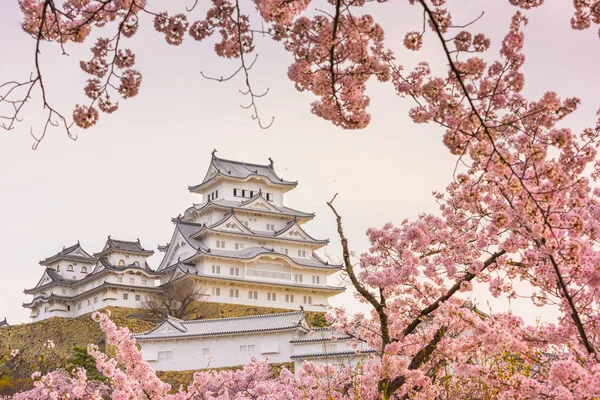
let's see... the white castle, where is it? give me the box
[24,152,346,321]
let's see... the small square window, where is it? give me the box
[203,348,210,355]
[135,294,141,301]
[123,293,128,300]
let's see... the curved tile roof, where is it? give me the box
[189,153,297,193]
[135,310,307,340]
[94,237,154,257]
[39,243,96,266]
[184,198,314,221]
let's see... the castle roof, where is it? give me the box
[135,310,308,341]
[290,329,353,343]
[188,152,297,193]
[187,244,340,270]
[39,242,95,266]
[188,211,328,247]
[94,237,154,257]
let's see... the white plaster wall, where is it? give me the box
[200,280,327,312]
[49,261,95,280]
[139,330,295,371]
[106,252,148,267]
[209,180,286,206]
[29,285,154,322]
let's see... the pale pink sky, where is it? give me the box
[1,0,599,324]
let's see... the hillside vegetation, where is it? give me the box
[0,304,326,395]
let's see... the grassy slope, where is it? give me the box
[0,303,326,394]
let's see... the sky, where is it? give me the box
[1,0,599,325]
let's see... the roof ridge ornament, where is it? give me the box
[211,149,217,158]
[268,157,274,167]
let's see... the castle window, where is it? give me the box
[202,348,210,356]
[230,289,239,298]
[118,260,125,266]
[142,279,148,286]
[62,288,67,295]
[81,266,87,273]
[212,287,221,296]
[294,274,303,283]
[235,243,244,250]
[135,294,141,301]
[129,277,135,284]
[248,290,258,299]
[67,305,71,311]
[123,293,128,300]
[266,193,273,201]
[212,265,221,274]
[78,303,82,310]
[266,224,275,231]
[233,189,239,196]
[240,345,247,353]
[280,248,288,255]
[230,267,240,276]
[248,344,256,353]
[216,240,226,248]
[56,265,60,272]
[285,294,295,303]
[117,277,123,283]
[297,250,306,258]
[158,351,173,360]
[324,344,337,353]
[312,276,320,284]
[267,292,276,301]
[303,296,312,305]
[208,190,219,201]
[67,264,74,272]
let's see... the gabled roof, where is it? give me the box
[188,152,298,193]
[209,211,254,234]
[39,242,96,266]
[182,198,314,223]
[189,211,328,247]
[157,221,205,271]
[94,258,158,274]
[186,245,341,270]
[94,236,154,257]
[273,219,327,243]
[26,268,77,293]
[135,310,308,340]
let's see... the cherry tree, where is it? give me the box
[4,0,600,398]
